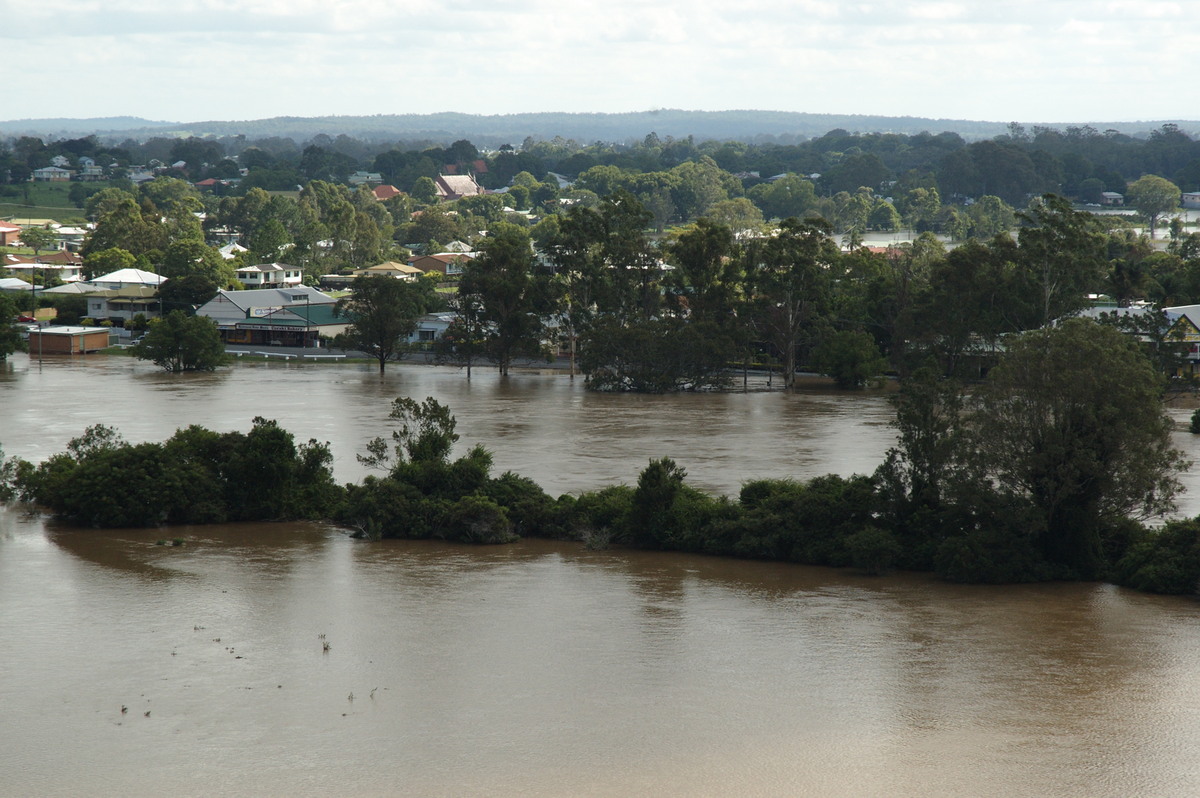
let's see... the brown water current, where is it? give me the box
[3,354,1200,796]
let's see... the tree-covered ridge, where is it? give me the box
[2,111,1198,146]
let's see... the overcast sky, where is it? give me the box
[6,0,1197,125]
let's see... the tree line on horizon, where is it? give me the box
[4,121,1200,212]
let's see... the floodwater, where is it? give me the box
[0,354,899,497]
[3,354,1200,797]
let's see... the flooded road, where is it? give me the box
[3,354,1200,796]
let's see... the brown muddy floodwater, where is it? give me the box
[3,353,1200,797]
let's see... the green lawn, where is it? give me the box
[0,181,103,223]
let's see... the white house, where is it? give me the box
[410,312,456,347]
[31,166,72,182]
[218,242,249,260]
[89,268,166,290]
[235,262,304,288]
[2,253,86,284]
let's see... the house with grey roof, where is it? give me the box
[196,286,343,348]
[434,174,485,201]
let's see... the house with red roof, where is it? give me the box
[373,184,402,201]
[408,252,477,276]
[0,220,21,246]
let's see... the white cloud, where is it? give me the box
[2,0,1200,123]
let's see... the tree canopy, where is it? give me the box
[973,318,1187,577]
[336,274,433,373]
[132,310,227,373]
[1126,174,1181,238]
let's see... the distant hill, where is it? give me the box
[2,111,1197,145]
[0,117,175,138]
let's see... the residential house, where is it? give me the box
[78,165,105,181]
[219,242,250,260]
[434,174,485,201]
[373,185,402,201]
[2,252,85,284]
[0,276,32,292]
[1182,193,1200,210]
[85,285,160,323]
[196,285,342,347]
[349,171,383,186]
[235,262,304,289]
[408,252,476,276]
[410,312,456,348]
[53,226,89,250]
[0,220,21,246]
[1100,192,1125,206]
[1162,305,1200,376]
[89,268,166,290]
[353,261,424,281]
[318,273,356,291]
[31,166,73,182]
[34,250,86,282]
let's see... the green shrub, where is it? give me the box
[811,329,888,389]
[481,471,557,537]
[935,526,1053,583]
[846,526,902,575]
[18,420,340,528]
[1114,519,1200,594]
[1190,408,1200,434]
[569,485,635,545]
[438,494,516,544]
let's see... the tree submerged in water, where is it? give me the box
[3,341,1197,594]
[9,419,340,526]
[338,396,559,544]
[132,310,227,373]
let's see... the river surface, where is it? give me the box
[3,353,1200,797]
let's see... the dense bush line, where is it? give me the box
[9,419,341,527]
[5,372,1200,595]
